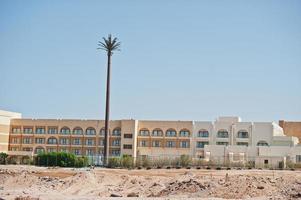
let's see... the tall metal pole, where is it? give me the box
[103,51,111,165]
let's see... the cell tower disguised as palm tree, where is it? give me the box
[98,34,121,165]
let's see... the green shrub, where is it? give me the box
[0,152,8,164]
[121,155,134,169]
[108,157,121,168]
[180,155,191,167]
[36,152,88,168]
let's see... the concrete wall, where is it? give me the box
[0,110,21,153]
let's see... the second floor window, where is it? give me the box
[60,138,69,145]
[36,127,45,134]
[11,138,19,144]
[86,139,95,146]
[198,130,209,137]
[35,138,45,144]
[48,127,58,134]
[23,128,33,134]
[73,138,81,145]
[47,138,57,144]
[23,138,32,144]
[123,144,132,149]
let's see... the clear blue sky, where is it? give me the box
[1,1,300,122]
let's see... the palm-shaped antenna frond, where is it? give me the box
[97,34,121,55]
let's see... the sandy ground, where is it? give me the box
[0,165,301,200]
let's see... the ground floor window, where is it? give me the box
[237,142,248,146]
[296,155,301,163]
[196,141,209,148]
[216,142,228,146]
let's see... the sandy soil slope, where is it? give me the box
[0,165,301,200]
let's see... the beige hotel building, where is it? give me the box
[1,109,301,167]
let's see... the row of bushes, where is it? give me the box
[35,152,89,168]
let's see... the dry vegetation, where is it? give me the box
[0,165,301,200]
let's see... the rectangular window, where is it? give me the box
[152,141,161,147]
[216,142,228,146]
[11,138,19,144]
[112,139,120,146]
[48,127,58,134]
[139,140,148,147]
[73,138,81,145]
[111,150,120,156]
[86,139,95,146]
[36,127,45,134]
[123,144,132,149]
[23,147,32,151]
[12,127,21,133]
[60,138,69,145]
[86,149,94,156]
[179,141,189,148]
[23,127,33,134]
[99,139,104,146]
[23,138,32,144]
[47,148,56,153]
[237,142,248,146]
[74,149,81,155]
[35,138,45,144]
[124,134,133,138]
[166,141,176,148]
[196,141,209,148]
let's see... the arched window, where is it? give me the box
[60,127,70,135]
[99,128,105,136]
[47,137,57,144]
[198,129,209,137]
[217,130,229,138]
[179,129,190,137]
[237,130,249,138]
[166,129,177,137]
[112,128,121,136]
[86,127,96,135]
[139,129,150,136]
[152,129,163,137]
[73,127,83,135]
[35,146,45,154]
[257,141,269,146]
